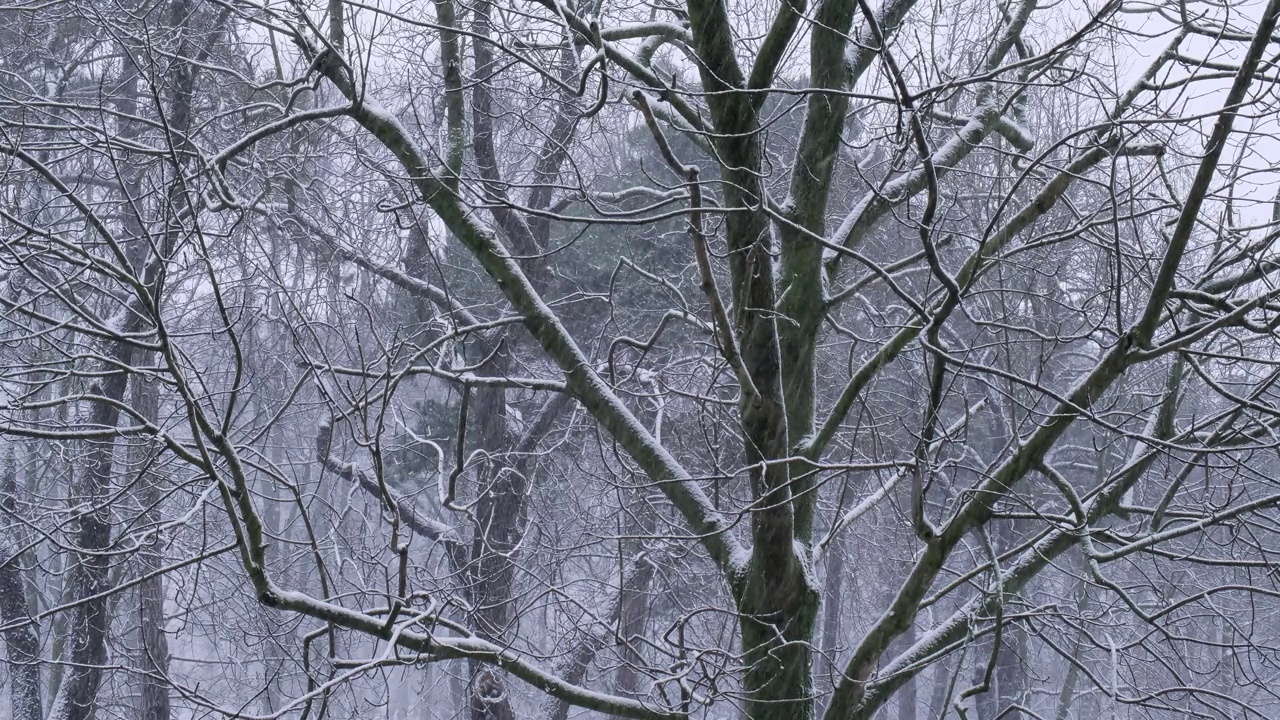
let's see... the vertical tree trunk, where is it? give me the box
[131,375,170,720]
[927,660,955,718]
[614,502,654,707]
[469,667,515,720]
[817,538,847,716]
[996,623,1026,719]
[994,523,1025,719]
[51,360,130,720]
[974,633,998,720]
[467,340,522,720]
[49,17,156,719]
[898,623,918,720]
[111,0,205,711]
[52,229,142,715]
[1053,634,1084,720]
[738,580,819,720]
[259,432,292,715]
[0,452,42,720]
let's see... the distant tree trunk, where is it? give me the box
[614,579,650,696]
[974,633,998,720]
[818,539,847,716]
[1053,634,1084,720]
[997,623,1026,719]
[449,660,470,718]
[612,594,650,706]
[613,505,653,706]
[898,622,918,720]
[48,19,156,720]
[0,452,42,720]
[51,361,129,720]
[51,257,141,716]
[259,431,292,715]
[115,0,205,712]
[612,388,665,711]
[467,339,522,720]
[132,375,170,720]
[994,522,1026,719]
[928,660,955,718]
[400,199,523,720]
[880,546,918,720]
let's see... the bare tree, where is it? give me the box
[7,0,1280,719]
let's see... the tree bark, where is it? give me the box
[927,660,954,719]
[51,357,129,720]
[818,538,847,716]
[466,341,522,720]
[131,375,170,720]
[0,452,42,720]
[897,623,918,720]
[994,524,1025,719]
[614,501,655,707]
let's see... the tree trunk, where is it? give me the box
[52,363,129,720]
[974,633,998,720]
[111,2,202,713]
[463,336,523,720]
[614,500,654,707]
[738,570,820,720]
[994,523,1025,719]
[898,623,918,720]
[996,623,1025,719]
[0,452,42,720]
[259,432,292,715]
[928,660,955,718]
[1053,635,1084,720]
[131,375,170,720]
[817,538,847,716]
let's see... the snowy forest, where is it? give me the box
[4,0,1280,718]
